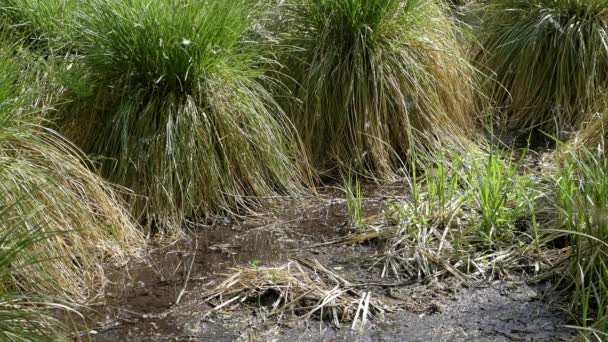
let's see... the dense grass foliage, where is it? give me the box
[277,0,479,178]
[377,147,541,279]
[0,41,141,300]
[553,143,608,336]
[56,0,311,228]
[0,211,71,342]
[0,0,75,42]
[356,141,608,334]
[476,0,608,133]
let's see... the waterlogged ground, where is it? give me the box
[86,185,576,341]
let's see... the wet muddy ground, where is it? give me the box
[86,186,576,341]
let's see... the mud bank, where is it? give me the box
[87,186,575,341]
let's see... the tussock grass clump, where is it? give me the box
[0,41,141,300]
[0,211,74,342]
[279,0,479,178]
[59,0,311,228]
[204,258,383,328]
[476,0,608,133]
[0,0,76,42]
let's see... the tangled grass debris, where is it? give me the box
[204,258,384,328]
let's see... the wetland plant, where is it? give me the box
[380,147,542,279]
[277,0,480,179]
[58,0,312,228]
[0,39,141,300]
[553,141,608,336]
[0,213,72,342]
[0,0,76,43]
[460,149,532,244]
[344,175,364,228]
[476,0,608,133]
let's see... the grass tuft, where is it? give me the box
[553,133,608,335]
[0,37,142,300]
[55,0,312,228]
[0,0,76,44]
[0,215,71,342]
[344,174,364,227]
[277,0,480,179]
[476,0,608,133]
[378,147,541,280]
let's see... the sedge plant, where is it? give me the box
[463,149,522,244]
[0,201,74,342]
[553,123,608,336]
[57,0,312,229]
[381,151,470,279]
[277,0,480,179]
[0,0,76,44]
[476,0,608,134]
[0,38,142,300]
[343,174,364,228]
[380,146,543,280]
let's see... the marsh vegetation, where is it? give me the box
[0,0,606,340]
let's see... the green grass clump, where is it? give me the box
[343,175,363,227]
[0,209,73,342]
[0,0,76,43]
[380,147,542,279]
[476,0,608,133]
[461,149,537,245]
[57,0,311,228]
[278,0,479,179]
[553,141,608,336]
[0,40,141,300]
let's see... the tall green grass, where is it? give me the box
[0,203,72,342]
[0,38,141,300]
[343,175,363,227]
[476,0,608,133]
[552,112,608,336]
[56,0,311,228]
[461,149,536,245]
[553,145,608,337]
[277,0,480,179]
[380,146,542,279]
[0,0,76,43]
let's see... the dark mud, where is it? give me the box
[87,186,576,341]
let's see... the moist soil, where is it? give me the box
[86,185,576,341]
